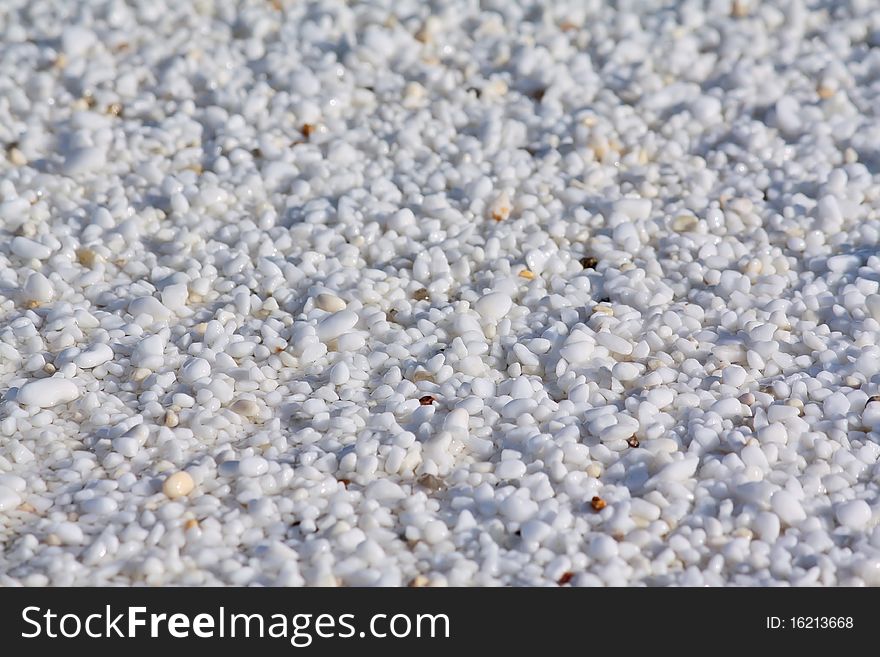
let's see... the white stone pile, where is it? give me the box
[1,0,880,586]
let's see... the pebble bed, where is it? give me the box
[2,0,880,587]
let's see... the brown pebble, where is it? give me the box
[528,87,547,103]
[417,473,445,492]
[76,248,98,267]
[184,518,199,530]
[419,395,435,406]
[580,256,598,270]
[557,571,574,585]
[301,123,316,138]
[591,496,607,511]
[413,287,429,301]
[338,478,351,488]
[626,436,640,448]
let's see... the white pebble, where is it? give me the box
[11,237,52,260]
[74,343,114,369]
[495,460,527,480]
[181,357,211,383]
[771,490,806,526]
[474,292,512,322]
[239,456,269,477]
[22,272,54,303]
[835,500,872,531]
[596,332,633,355]
[329,361,350,385]
[317,310,358,342]
[17,378,79,407]
[0,486,22,512]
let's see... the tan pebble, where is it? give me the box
[163,410,179,428]
[412,369,434,382]
[415,16,440,43]
[230,398,260,418]
[314,293,346,312]
[132,367,151,381]
[46,534,61,546]
[518,269,535,280]
[402,82,426,109]
[744,258,762,275]
[586,463,602,478]
[671,214,698,232]
[76,248,99,267]
[409,574,430,587]
[482,79,508,99]
[731,0,749,17]
[8,146,26,166]
[489,191,511,221]
[184,518,199,530]
[163,471,195,499]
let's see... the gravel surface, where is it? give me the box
[2,0,880,586]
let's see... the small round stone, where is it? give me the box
[835,500,872,531]
[162,472,195,499]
